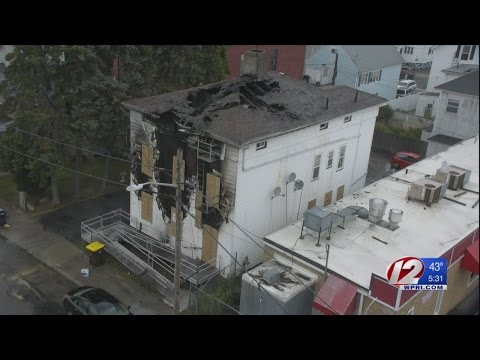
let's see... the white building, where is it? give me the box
[426,45,479,92]
[262,137,479,315]
[395,45,435,68]
[422,70,479,157]
[121,51,386,277]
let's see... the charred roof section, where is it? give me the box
[122,72,387,147]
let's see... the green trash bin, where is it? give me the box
[86,241,105,266]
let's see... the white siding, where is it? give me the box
[220,144,239,206]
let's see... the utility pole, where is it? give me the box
[174,147,183,315]
[332,49,338,86]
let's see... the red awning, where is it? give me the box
[461,240,479,275]
[313,274,358,315]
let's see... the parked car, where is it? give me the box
[391,151,422,169]
[63,286,132,315]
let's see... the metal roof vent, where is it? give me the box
[263,268,281,285]
[388,209,403,230]
[369,198,388,224]
[444,165,470,191]
[303,207,333,232]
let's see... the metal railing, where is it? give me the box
[80,209,219,286]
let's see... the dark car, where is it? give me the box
[63,286,132,315]
[391,151,422,169]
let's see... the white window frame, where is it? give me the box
[407,306,415,315]
[312,154,321,181]
[256,141,267,151]
[344,115,352,123]
[467,272,479,287]
[446,99,460,114]
[337,145,346,171]
[320,122,328,131]
[326,150,334,169]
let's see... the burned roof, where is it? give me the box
[122,72,386,147]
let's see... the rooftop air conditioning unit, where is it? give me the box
[444,165,470,191]
[408,177,444,206]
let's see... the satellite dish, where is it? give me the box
[273,187,281,197]
[384,162,391,172]
[294,179,304,191]
[287,172,297,183]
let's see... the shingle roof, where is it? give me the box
[122,72,386,147]
[435,70,479,96]
[341,45,404,73]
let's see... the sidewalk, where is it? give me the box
[0,205,184,315]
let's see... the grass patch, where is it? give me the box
[185,275,241,315]
[375,122,423,140]
[1,156,129,215]
[0,173,18,209]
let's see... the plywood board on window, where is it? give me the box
[206,172,221,208]
[141,144,154,177]
[202,224,218,264]
[308,199,317,209]
[324,191,333,207]
[141,192,153,223]
[336,185,345,201]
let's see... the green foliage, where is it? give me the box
[377,105,394,123]
[0,45,230,203]
[187,276,241,315]
[375,122,422,140]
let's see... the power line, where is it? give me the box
[0,143,128,188]
[193,186,340,314]
[181,206,291,315]
[4,123,172,173]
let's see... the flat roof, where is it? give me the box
[264,136,479,290]
[122,72,386,147]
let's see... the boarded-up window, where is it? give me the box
[206,172,221,209]
[324,191,333,207]
[202,225,218,264]
[141,192,153,223]
[336,185,345,201]
[308,199,317,209]
[142,144,154,177]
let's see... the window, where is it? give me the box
[461,45,472,60]
[324,191,333,206]
[446,99,460,114]
[344,115,352,123]
[320,122,328,130]
[308,199,317,209]
[337,145,346,171]
[271,49,279,71]
[358,69,382,86]
[407,307,415,315]
[256,141,267,150]
[326,150,334,169]
[400,48,403,54]
[336,185,345,201]
[470,45,476,60]
[312,154,321,180]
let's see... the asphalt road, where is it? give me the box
[40,190,129,246]
[0,234,77,315]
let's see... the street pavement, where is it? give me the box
[0,233,75,315]
[0,203,176,315]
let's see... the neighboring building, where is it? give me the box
[422,70,479,157]
[395,45,435,69]
[0,45,14,85]
[426,45,479,91]
[262,136,479,315]
[120,50,386,278]
[305,45,404,100]
[227,45,306,80]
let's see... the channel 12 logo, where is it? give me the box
[386,257,448,290]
